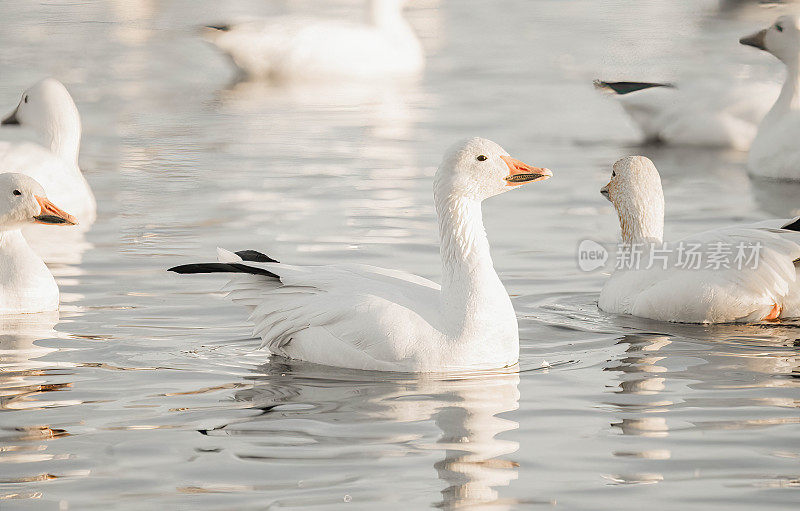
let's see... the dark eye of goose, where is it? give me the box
[12,189,21,196]
[776,24,784,32]
[611,170,616,177]
[476,155,488,161]
[23,95,28,104]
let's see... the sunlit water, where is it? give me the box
[0,1,799,509]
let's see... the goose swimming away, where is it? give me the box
[0,78,96,224]
[201,0,424,80]
[593,78,776,150]
[599,156,800,323]
[741,15,800,180]
[0,173,77,313]
[170,138,553,372]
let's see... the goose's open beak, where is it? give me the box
[1,106,19,126]
[740,29,767,51]
[500,155,552,186]
[34,196,78,226]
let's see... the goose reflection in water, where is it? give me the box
[201,360,521,509]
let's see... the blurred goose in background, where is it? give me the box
[741,15,800,179]
[0,173,77,313]
[170,138,553,372]
[594,79,776,150]
[600,156,800,323]
[202,0,424,80]
[0,78,96,223]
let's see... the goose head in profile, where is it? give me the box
[435,137,552,203]
[1,78,82,164]
[600,156,665,245]
[0,173,77,230]
[740,14,800,64]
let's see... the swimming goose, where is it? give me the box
[170,138,553,372]
[741,15,800,179]
[599,156,800,323]
[0,78,96,223]
[0,173,77,313]
[594,79,776,150]
[202,0,424,80]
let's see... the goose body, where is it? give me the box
[0,173,78,313]
[170,138,553,372]
[594,79,776,150]
[599,156,800,323]
[0,78,96,223]
[202,0,424,80]
[741,15,800,180]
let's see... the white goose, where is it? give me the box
[741,15,800,180]
[170,138,552,372]
[0,173,77,313]
[202,0,424,80]
[593,79,776,150]
[599,156,800,323]
[0,78,96,223]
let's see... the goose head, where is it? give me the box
[740,15,800,64]
[435,137,552,202]
[1,78,81,161]
[0,173,77,231]
[601,156,664,244]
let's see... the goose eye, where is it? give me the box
[12,190,21,196]
[611,171,616,178]
[23,95,28,104]
[476,155,488,162]
[776,24,784,32]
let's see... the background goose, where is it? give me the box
[169,138,552,372]
[0,173,77,313]
[599,156,800,323]
[202,0,424,80]
[594,79,777,150]
[741,15,800,180]
[0,78,96,223]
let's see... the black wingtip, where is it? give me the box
[235,250,279,263]
[204,24,231,32]
[782,216,800,232]
[168,262,279,279]
[594,80,675,95]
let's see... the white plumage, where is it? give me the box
[0,173,78,313]
[202,0,424,81]
[594,79,777,150]
[741,15,800,180]
[599,156,800,323]
[171,138,553,372]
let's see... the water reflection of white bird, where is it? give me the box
[201,0,424,81]
[211,364,521,509]
[0,78,95,265]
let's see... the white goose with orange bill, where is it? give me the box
[169,138,552,372]
[599,156,800,323]
[0,78,95,223]
[740,15,800,180]
[0,173,78,313]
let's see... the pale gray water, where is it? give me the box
[1,1,799,509]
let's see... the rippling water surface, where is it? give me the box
[1,1,799,509]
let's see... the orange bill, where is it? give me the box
[500,155,553,186]
[34,196,78,226]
